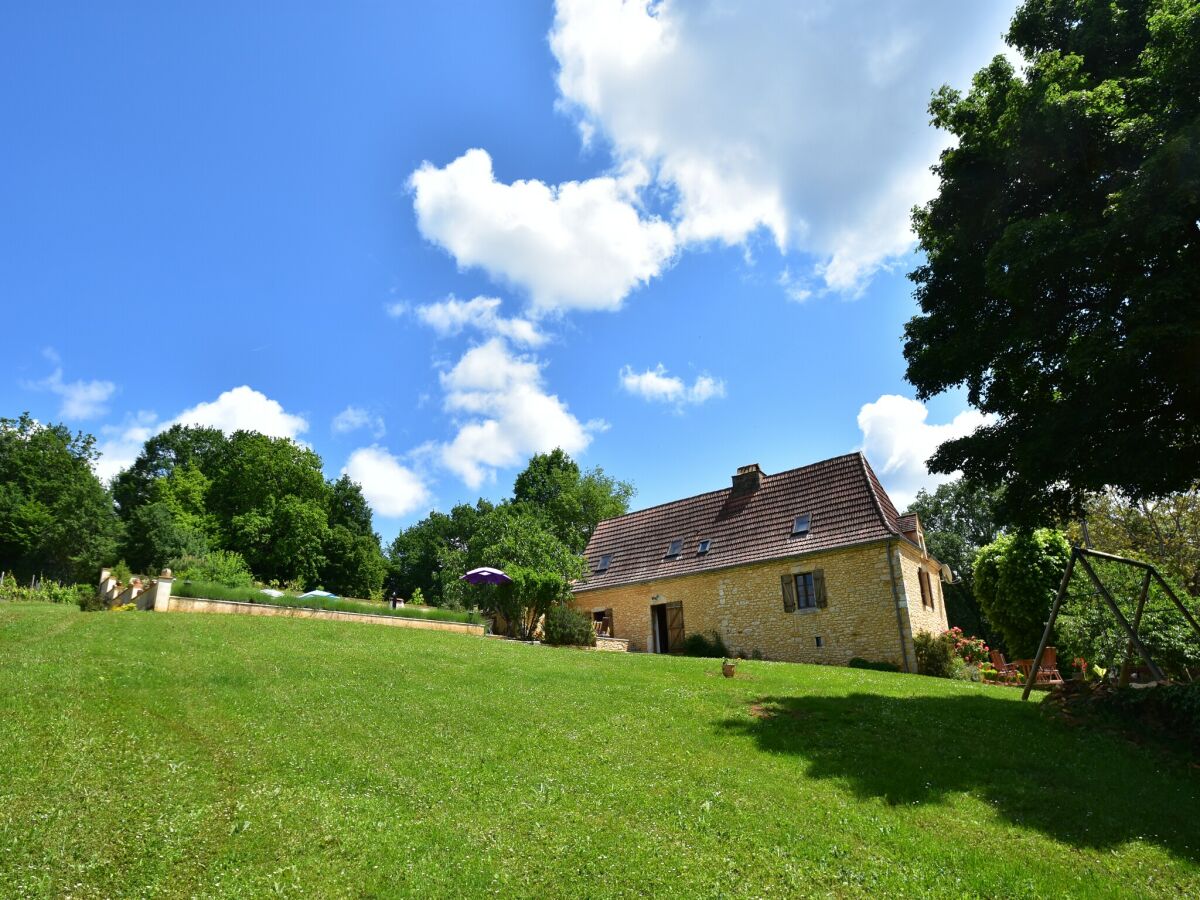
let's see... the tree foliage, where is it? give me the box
[974,528,1072,657]
[904,0,1200,524]
[385,449,631,608]
[0,413,121,582]
[114,426,386,597]
[1068,486,1200,596]
[906,478,1005,643]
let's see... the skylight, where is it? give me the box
[596,553,612,573]
[666,539,683,558]
[697,539,712,555]
[791,514,811,537]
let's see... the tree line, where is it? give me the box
[0,414,632,609]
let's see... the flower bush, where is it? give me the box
[944,626,989,665]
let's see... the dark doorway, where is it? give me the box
[651,601,684,653]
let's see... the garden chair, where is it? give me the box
[989,650,1020,684]
[1035,647,1064,685]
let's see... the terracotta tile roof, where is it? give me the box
[896,513,919,533]
[576,452,913,593]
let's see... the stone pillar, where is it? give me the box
[148,569,174,612]
[99,568,118,605]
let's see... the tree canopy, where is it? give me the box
[905,478,1005,643]
[904,0,1200,524]
[386,449,632,607]
[0,413,121,583]
[114,426,386,597]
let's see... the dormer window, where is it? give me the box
[665,539,683,558]
[595,553,612,573]
[697,539,712,555]
[791,514,811,537]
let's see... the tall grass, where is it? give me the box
[171,580,483,625]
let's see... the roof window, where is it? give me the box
[665,539,683,558]
[791,514,812,537]
[596,553,612,573]
[697,539,712,555]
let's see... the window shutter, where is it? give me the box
[780,575,796,613]
[604,608,614,635]
[919,569,931,608]
[814,569,828,608]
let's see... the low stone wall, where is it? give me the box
[167,595,486,636]
[594,635,630,652]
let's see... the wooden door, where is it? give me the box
[665,602,684,654]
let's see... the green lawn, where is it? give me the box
[2,603,1198,898]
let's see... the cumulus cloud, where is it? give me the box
[341,445,432,518]
[618,363,725,408]
[551,0,1014,294]
[93,386,309,482]
[409,148,676,313]
[24,350,116,420]
[170,386,309,438]
[404,295,545,347]
[332,405,386,438]
[438,338,600,488]
[857,394,992,509]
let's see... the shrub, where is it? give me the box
[680,631,729,658]
[949,658,983,682]
[541,604,596,646]
[168,550,254,588]
[973,529,1071,657]
[914,630,956,678]
[945,626,989,665]
[76,585,108,612]
[410,587,425,606]
[111,560,133,585]
[1093,682,1200,753]
[848,657,901,672]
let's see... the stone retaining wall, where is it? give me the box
[166,595,487,635]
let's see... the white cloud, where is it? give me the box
[405,295,545,347]
[438,338,599,488]
[551,0,1015,294]
[169,386,308,438]
[332,405,386,439]
[92,386,309,482]
[341,446,432,519]
[94,411,159,483]
[857,394,992,509]
[409,148,676,313]
[24,351,116,420]
[619,363,725,408]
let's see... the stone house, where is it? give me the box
[570,453,949,671]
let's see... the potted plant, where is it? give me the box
[721,658,737,678]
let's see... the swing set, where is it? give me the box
[1022,546,1200,701]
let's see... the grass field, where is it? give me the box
[2,602,1198,898]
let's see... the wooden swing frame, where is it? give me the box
[1022,547,1200,701]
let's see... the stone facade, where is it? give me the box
[571,539,948,670]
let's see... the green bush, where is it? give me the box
[848,657,901,672]
[541,604,596,647]
[76,585,108,612]
[914,631,956,678]
[1102,682,1200,753]
[973,529,1071,658]
[168,550,254,588]
[949,658,983,682]
[680,632,729,658]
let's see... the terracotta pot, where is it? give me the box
[722,660,736,678]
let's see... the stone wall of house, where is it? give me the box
[571,541,910,668]
[896,543,950,642]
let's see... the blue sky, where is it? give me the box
[1,1,1017,540]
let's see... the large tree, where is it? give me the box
[0,414,121,582]
[904,0,1200,525]
[512,448,634,554]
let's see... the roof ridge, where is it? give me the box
[593,452,867,529]
[857,452,900,537]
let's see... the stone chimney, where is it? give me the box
[731,463,763,497]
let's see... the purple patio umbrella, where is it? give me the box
[459,566,512,585]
